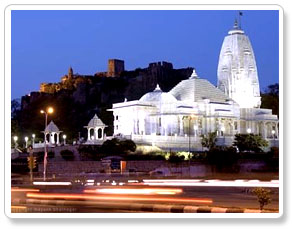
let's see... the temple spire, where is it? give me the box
[233,18,239,29]
[154,84,162,92]
[238,11,243,29]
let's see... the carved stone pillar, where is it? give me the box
[179,116,184,136]
[87,128,91,141]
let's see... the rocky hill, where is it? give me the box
[15,61,193,142]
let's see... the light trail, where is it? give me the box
[33,181,71,186]
[142,179,279,188]
[26,192,212,204]
[11,206,27,210]
[11,187,40,192]
[84,188,182,195]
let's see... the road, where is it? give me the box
[11,178,279,213]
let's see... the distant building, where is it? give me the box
[107,59,125,77]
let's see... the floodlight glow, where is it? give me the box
[13,136,18,141]
[47,107,54,114]
[247,128,251,134]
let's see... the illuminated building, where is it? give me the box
[109,20,278,151]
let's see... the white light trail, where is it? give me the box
[33,181,72,186]
[142,179,279,188]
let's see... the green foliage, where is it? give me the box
[60,149,75,161]
[11,99,21,118]
[100,138,137,155]
[233,134,269,153]
[120,139,137,153]
[206,146,239,172]
[168,153,185,163]
[201,132,217,150]
[261,83,279,116]
[252,187,272,210]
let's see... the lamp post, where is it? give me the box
[40,107,54,181]
[13,136,18,149]
[32,134,35,148]
[63,134,67,145]
[247,128,251,134]
[24,136,29,148]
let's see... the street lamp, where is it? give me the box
[32,134,35,148]
[63,134,67,145]
[40,107,54,181]
[247,128,251,134]
[24,136,29,148]
[13,136,18,148]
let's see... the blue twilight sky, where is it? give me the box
[11,10,279,99]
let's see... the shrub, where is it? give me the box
[252,187,272,210]
[168,153,185,163]
[233,134,269,153]
[206,146,239,172]
[60,150,75,161]
[201,132,217,150]
[100,138,137,155]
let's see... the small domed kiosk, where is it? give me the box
[84,114,107,144]
[43,120,62,146]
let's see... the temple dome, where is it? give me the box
[139,84,177,104]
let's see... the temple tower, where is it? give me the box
[217,19,261,108]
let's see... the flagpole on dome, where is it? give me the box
[238,11,243,29]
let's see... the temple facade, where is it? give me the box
[109,20,279,151]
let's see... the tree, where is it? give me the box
[100,138,137,155]
[11,99,21,118]
[261,83,279,116]
[201,132,217,150]
[252,187,272,210]
[233,134,268,153]
[120,139,136,153]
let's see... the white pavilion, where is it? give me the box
[109,20,279,151]
[84,114,107,144]
[43,120,62,146]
